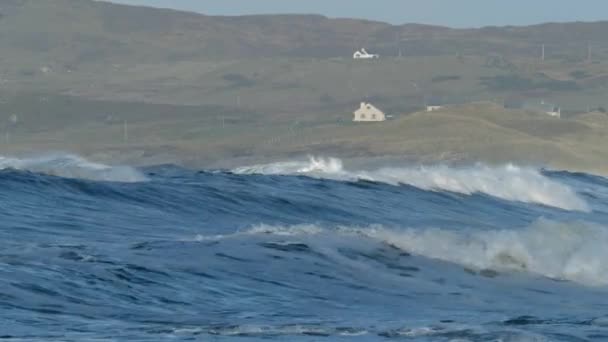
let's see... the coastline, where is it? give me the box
[2,103,608,175]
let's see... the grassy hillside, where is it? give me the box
[3,97,608,174]
[1,1,608,172]
[2,0,608,62]
[1,0,608,113]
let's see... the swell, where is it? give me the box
[0,154,590,212]
[193,220,608,287]
[0,154,146,183]
[232,156,590,212]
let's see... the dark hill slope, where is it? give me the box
[1,0,607,69]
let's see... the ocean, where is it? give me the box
[1,154,608,341]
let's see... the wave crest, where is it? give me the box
[198,220,608,287]
[232,157,589,212]
[360,220,608,287]
[0,154,147,183]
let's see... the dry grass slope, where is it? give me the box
[3,101,608,174]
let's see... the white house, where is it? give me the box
[353,102,386,122]
[426,105,443,112]
[353,49,379,60]
[523,101,561,118]
[546,107,561,118]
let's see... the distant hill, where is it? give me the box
[1,0,608,70]
[1,0,608,113]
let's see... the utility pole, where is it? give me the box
[588,43,592,63]
[541,44,545,62]
[123,120,128,143]
[6,114,17,145]
[395,32,400,58]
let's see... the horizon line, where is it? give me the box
[97,0,608,30]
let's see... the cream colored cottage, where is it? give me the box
[353,102,386,122]
[353,49,379,60]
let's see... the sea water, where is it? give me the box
[1,154,607,341]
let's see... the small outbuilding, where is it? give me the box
[353,49,379,60]
[426,105,443,112]
[353,102,386,122]
[523,101,561,118]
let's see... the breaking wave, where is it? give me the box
[168,322,547,340]
[2,154,606,339]
[196,220,608,287]
[0,154,147,182]
[232,156,589,212]
[361,221,608,287]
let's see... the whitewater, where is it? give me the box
[233,156,589,211]
[1,154,608,341]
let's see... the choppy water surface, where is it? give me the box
[1,154,608,341]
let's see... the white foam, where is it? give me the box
[232,157,589,212]
[591,317,608,327]
[0,154,147,183]
[383,325,545,341]
[203,324,365,337]
[246,224,325,236]
[360,220,608,286]
[233,156,344,175]
[193,224,323,242]
[197,220,608,287]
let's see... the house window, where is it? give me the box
[372,114,376,120]
[361,114,366,119]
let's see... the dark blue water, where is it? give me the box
[1,155,608,341]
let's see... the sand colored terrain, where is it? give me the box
[2,102,608,175]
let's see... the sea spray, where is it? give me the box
[233,156,589,212]
[0,154,147,182]
[194,220,608,287]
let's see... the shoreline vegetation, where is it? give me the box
[2,96,608,175]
